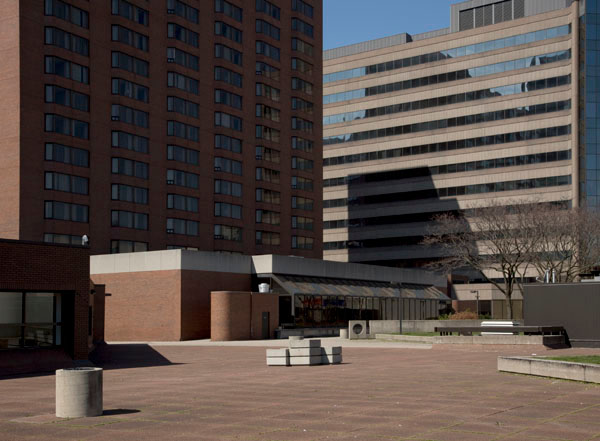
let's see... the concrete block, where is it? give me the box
[321,354,343,364]
[321,346,342,355]
[289,339,321,348]
[289,347,321,357]
[348,320,368,339]
[339,329,348,339]
[288,336,304,341]
[266,348,288,357]
[56,368,103,418]
[289,355,322,366]
[267,357,290,366]
[584,365,600,383]
[532,359,585,381]
[498,357,531,375]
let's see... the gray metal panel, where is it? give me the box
[323,33,409,61]
[523,283,600,346]
[524,0,569,16]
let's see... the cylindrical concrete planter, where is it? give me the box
[56,367,103,418]
[339,329,349,339]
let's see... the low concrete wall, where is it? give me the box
[369,320,401,335]
[277,328,340,338]
[377,334,564,346]
[402,320,523,333]
[498,357,600,383]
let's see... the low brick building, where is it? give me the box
[0,239,103,375]
[91,250,448,342]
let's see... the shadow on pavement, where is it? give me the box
[90,343,182,370]
[103,408,141,416]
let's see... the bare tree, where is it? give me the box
[422,202,540,319]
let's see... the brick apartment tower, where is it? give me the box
[0,0,322,256]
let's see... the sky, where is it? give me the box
[323,0,458,50]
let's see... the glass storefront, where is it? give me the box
[0,292,62,349]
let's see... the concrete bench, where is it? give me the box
[266,337,342,366]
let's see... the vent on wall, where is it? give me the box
[458,0,525,31]
[459,8,474,31]
[514,0,525,19]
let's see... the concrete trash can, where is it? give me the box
[56,367,103,418]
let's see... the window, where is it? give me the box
[45,114,89,139]
[168,96,199,118]
[215,0,243,22]
[292,196,314,210]
[256,104,280,122]
[45,143,89,167]
[256,209,280,225]
[215,89,243,110]
[292,97,313,114]
[256,19,280,40]
[292,57,313,75]
[167,0,199,24]
[256,83,280,101]
[167,121,199,141]
[292,38,313,57]
[256,231,280,245]
[167,194,199,212]
[214,157,242,175]
[45,172,88,195]
[167,71,199,94]
[112,184,149,204]
[215,202,242,219]
[215,44,243,66]
[112,25,149,52]
[215,112,242,131]
[112,51,149,77]
[168,23,198,48]
[45,85,89,112]
[167,169,199,188]
[111,104,149,128]
[292,216,314,231]
[214,225,242,241]
[111,240,148,253]
[215,21,243,44]
[292,136,313,152]
[167,218,199,235]
[255,125,280,142]
[44,201,88,222]
[167,47,199,71]
[215,134,242,153]
[112,210,148,230]
[256,188,280,204]
[255,146,280,163]
[112,78,149,103]
[291,17,313,38]
[292,235,314,249]
[112,131,149,153]
[215,66,242,88]
[45,27,89,56]
[167,145,199,165]
[292,156,313,170]
[45,0,88,28]
[292,77,313,95]
[256,61,280,80]
[44,233,83,246]
[292,0,313,18]
[112,0,149,25]
[0,292,64,349]
[291,117,313,133]
[111,157,149,179]
[292,176,313,191]
[256,0,280,20]
[45,56,88,84]
[256,167,280,183]
[256,41,280,61]
[215,179,242,197]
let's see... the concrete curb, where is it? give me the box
[376,334,565,346]
[498,356,600,383]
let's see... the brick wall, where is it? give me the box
[0,239,90,360]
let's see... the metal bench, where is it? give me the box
[434,326,566,336]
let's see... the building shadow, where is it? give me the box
[102,408,141,416]
[89,343,181,370]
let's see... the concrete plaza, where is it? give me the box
[1,341,600,441]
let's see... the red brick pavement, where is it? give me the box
[1,344,600,441]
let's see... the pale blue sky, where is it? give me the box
[323,0,458,50]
